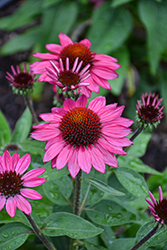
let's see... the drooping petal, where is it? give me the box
[6,197,16,217]
[56,145,73,170]
[23,177,46,187]
[43,140,65,162]
[78,146,92,174]
[20,188,42,200]
[0,195,6,211]
[14,195,32,215]
[89,146,105,173]
[22,168,46,181]
[68,148,80,178]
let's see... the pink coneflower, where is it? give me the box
[136,93,164,127]
[6,64,36,94]
[30,33,120,97]
[46,57,91,96]
[0,150,46,217]
[146,186,167,225]
[31,95,133,178]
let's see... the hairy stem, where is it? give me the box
[24,95,39,125]
[24,213,56,250]
[130,223,159,250]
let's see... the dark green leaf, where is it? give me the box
[138,0,167,74]
[100,226,115,248]
[19,139,45,157]
[108,238,136,250]
[11,108,32,143]
[0,222,31,250]
[115,167,148,198]
[0,111,11,147]
[42,164,69,181]
[85,241,107,250]
[109,47,130,96]
[83,177,125,196]
[111,0,133,8]
[42,212,103,238]
[87,2,133,53]
[43,176,72,205]
[86,200,137,226]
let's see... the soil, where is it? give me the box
[0,0,167,173]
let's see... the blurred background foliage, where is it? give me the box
[0,0,167,119]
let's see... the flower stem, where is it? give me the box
[73,170,82,216]
[130,123,145,142]
[130,223,159,250]
[24,213,56,250]
[24,95,39,125]
[71,170,82,250]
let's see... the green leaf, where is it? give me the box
[0,26,40,55]
[43,176,72,205]
[85,241,107,250]
[115,167,148,198]
[0,0,42,31]
[43,0,62,8]
[100,226,115,249]
[0,111,11,147]
[118,156,162,175]
[108,47,130,95]
[19,139,45,157]
[11,108,32,143]
[86,200,137,226]
[42,164,69,181]
[138,0,167,74]
[42,212,103,239]
[83,177,125,196]
[87,2,133,54]
[0,222,31,250]
[108,238,136,250]
[127,132,152,158]
[111,0,133,8]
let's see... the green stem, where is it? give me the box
[71,170,82,250]
[24,95,39,125]
[130,223,159,250]
[24,213,56,250]
[73,170,82,215]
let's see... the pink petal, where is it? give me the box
[95,53,118,63]
[96,143,118,168]
[145,198,154,208]
[39,113,61,123]
[102,125,132,138]
[0,195,6,211]
[58,33,73,47]
[88,146,105,173]
[2,150,12,172]
[99,106,125,121]
[68,148,80,178]
[91,66,118,80]
[63,98,76,111]
[148,206,156,214]
[15,154,31,175]
[31,127,60,141]
[23,177,46,187]
[56,145,73,170]
[12,153,20,171]
[30,60,55,74]
[32,52,58,59]
[159,186,163,202]
[14,195,32,215]
[80,86,92,98]
[22,168,46,181]
[148,191,157,205]
[98,138,126,155]
[91,73,111,89]
[80,39,91,48]
[45,44,62,53]
[103,134,132,147]
[6,197,16,217]
[51,107,65,116]
[43,140,65,162]
[76,95,87,107]
[86,76,100,92]
[111,117,134,127]
[78,146,92,174]
[88,96,106,113]
[20,188,42,200]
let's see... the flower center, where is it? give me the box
[59,107,102,147]
[155,199,167,222]
[60,43,95,70]
[58,71,80,87]
[14,72,33,86]
[140,106,160,122]
[0,171,23,198]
